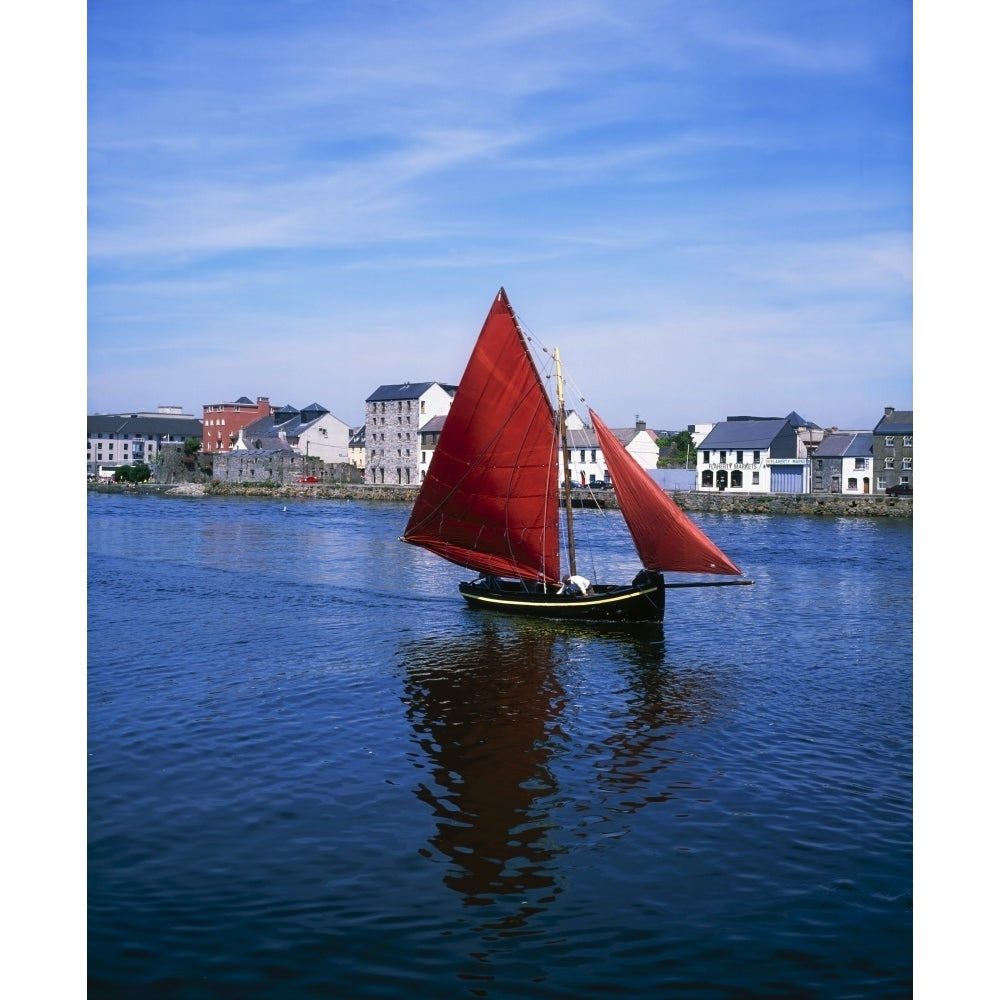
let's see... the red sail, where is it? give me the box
[402,289,562,584]
[590,409,742,576]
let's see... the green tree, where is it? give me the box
[656,430,695,468]
[114,463,152,484]
[183,437,202,456]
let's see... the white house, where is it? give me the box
[697,417,805,493]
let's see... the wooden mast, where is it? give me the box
[553,348,577,577]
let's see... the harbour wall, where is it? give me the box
[91,481,912,519]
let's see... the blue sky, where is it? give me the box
[86,0,913,430]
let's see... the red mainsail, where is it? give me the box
[402,289,562,583]
[590,409,742,576]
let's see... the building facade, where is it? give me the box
[365,382,457,486]
[202,396,274,453]
[696,417,804,493]
[234,402,351,464]
[872,406,913,493]
[811,431,874,494]
[87,407,203,478]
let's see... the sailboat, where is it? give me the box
[401,288,751,623]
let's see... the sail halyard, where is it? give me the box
[401,289,563,585]
[553,348,577,578]
[590,408,743,576]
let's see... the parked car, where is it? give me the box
[298,475,319,483]
[885,483,912,496]
[587,480,610,490]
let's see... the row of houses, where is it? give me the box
[87,385,913,496]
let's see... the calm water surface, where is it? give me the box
[88,493,912,998]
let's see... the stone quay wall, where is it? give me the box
[129,482,912,518]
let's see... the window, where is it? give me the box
[590,450,596,462]
[752,472,760,485]
[885,436,895,448]
[702,451,709,463]
[731,470,743,488]
[884,458,895,470]
[753,450,761,463]
[719,450,726,463]
[816,459,823,470]
[736,451,743,464]
[579,450,585,462]
[854,458,867,470]
[903,435,912,447]
[902,458,912,470]
[847,478,858,491]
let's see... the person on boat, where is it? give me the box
[558,573,591,596]
[473,573,503,591]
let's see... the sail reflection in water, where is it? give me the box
[401,623,567,918]
[400,619,721,925]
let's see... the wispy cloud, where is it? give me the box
[88,0,912,429]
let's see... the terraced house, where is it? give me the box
[873,406,913,494]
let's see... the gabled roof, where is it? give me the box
[700,418,791,449]
[419,415,448,433]
[813,431,873,458]
[239,403,340,445]
[366,382,458,403]
[873,408,913,435]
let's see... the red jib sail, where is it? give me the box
[402,289,562,584]
[590,409,742,576]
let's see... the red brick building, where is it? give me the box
[202,396,273,453]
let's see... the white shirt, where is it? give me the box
[559,574,591,594]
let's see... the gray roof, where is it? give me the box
[420,415,448,433]
[727,411,820,430]
[873,408,913,435]
[88,413,203,438]
[238,402,338,446]
[700,418,791,449]
[366,382,458,403]
[813,431,873,458]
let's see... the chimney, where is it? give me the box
[635,418,646,432]
[884,406,894,416]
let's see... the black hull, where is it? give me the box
[458,573,666,623]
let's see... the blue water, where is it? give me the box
[88,493,912,998]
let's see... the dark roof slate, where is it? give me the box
[813,432,873,458]
[700,419,791,449]
[366,382,458,402]
[873,409,913,435]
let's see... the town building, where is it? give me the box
[348,426,366,472]
[202,395,274,453]
[365,382,458,486]
[233,402,351,463]
[811,431,874,494]
[696,416,804,493]
[87,407,203,479]
[873,406,913,493]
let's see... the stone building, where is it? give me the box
[811,431,874,494]
[365,382,457,486]
[872,406,913,493]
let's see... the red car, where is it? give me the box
[298,476,319,483]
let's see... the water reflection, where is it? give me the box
[399,619,720,930]
[400,623,567,924]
